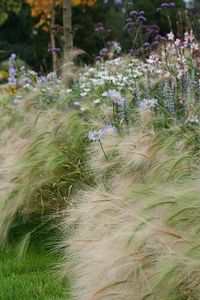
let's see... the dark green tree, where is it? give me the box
[0,0,22,25]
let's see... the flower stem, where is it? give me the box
[99,140,109,161]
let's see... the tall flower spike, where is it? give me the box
[8,53,17,85]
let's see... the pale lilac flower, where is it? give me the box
[166,104,174,111]
[130,10,138,16]
[105,125,117,134]
[175,39,181,47]
[8,53,17,85]
[139,98,158,110]
[143,42,150,48]
[167,32,175,41]
[88,129,107,141]
[28,70,37,76]
[95,22,104,32]
[107,89,125,106]
[114,0,122,5]
[48,48,61,52]
[138,16,147,22]
[161,3,170,8]
[177,69,187,79]
[100,48,108,57]
[188,115,199,124]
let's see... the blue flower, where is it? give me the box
[8,53,17,85]
[114,0,122,5]
[139,98,158,110]
[105,125,117,134]
[88,129,107,142]
[166,104,174,111]
[107,89,125,106]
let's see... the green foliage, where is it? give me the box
[0,247,69,300]
[0,0,22,25]
[0,3,51,72]
[0,70,8,83]
[0,91,92,243]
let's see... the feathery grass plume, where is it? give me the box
[61,49,85,87]
[0,100,90,243]
[61,113,199,300]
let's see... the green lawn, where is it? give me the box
[0,247,70,300]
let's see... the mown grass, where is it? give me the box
[0,247,70,300]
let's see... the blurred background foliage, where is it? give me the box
[0,0,198,72]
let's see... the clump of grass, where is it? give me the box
[0,246,70,300]
[0,97,91,244]
[61,113,200,300]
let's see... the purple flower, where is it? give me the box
[8,53,17,85]
[129,48,140,56]
[130,10,138,16]
[139,98,158,110]
[88,129,107,141]
[105,125,117,134]
[95,22,104,32]
[28,70,37,76]
[124,21,133,30]
[160,3,170,8]
[114,0,122,5]
[156,34,166,41]
[10,53,16,60]
[138,16,147,22]
[107,89,125,106]
[151,41,159,47]
[48,48,61,52]
[146,25,160,34]
[166,104,174,111]
[96,55,102,61]
[143,42,150,48]
[99,48,108,57]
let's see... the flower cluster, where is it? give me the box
[88,126,117,142]
[103,0,122,5]
[88,129,107,141]
[8,53,16,85]
[156,2,176,12]
[48,48,61,53]
[139,98,158,111]
[95,22,104,32]
[107,89,125,106]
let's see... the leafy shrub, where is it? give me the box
[0,70,8,83]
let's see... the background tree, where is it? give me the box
[26,0,95,72]
[0,0,22,25]
[63,0,73,56]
